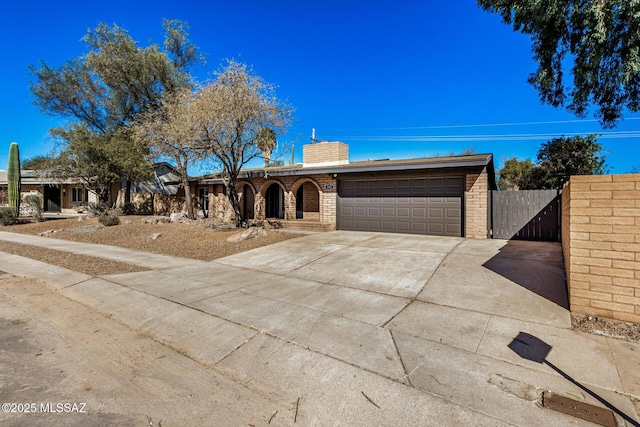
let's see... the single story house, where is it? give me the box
[194,141,496,238]
[0,169,115,213]
[0,162,181,214]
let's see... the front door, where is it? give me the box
[44,185,61,212]
[199,188,209,218]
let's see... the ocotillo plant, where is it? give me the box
[7,142,21,216]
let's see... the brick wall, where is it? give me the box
[303,142,349,166]
[562,174,640,323]
[465,171,489,239]
[236,174,337,226]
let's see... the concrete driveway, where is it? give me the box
[0,230,638,426]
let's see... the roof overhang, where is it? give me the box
[195,154,497,189]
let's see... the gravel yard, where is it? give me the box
[0,215,304,263]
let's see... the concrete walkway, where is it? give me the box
[0,230,638,426]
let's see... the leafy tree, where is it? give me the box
[496,157,536,190]
[497,135,605,189]
[22,155,53,170]
[48,124,123,202]
[195,61,293,226]
[134,88,203,219]
[29,20,201,203]
[257,127,277,167]
[536,134,606,188]
[478,0,640,127]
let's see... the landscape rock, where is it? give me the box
[73,225,103,233]
[141,216,171,224]
[170,213,187,223]
[151,232,162,240]
[226,227,267,243]
[38,229,64,237]
[124,220,132,225]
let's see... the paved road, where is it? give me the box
[0,230,638,426]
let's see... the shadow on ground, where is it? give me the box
[482,240,569,309]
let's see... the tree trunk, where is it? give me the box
[226,180,242,227]
[182,176,195,220]
[125,180,132,205]
[98,188,110,205]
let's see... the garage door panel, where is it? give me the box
[382,207,395,216]
[446,208,461,219]
[338,176,463,237]
[412,223,427,232]
[412,207,427,217]
[429,223,444,233]
[397,221,411,231]
[429,207,444,218]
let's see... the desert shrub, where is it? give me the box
[24,194,44,222]
[88,202,109,216]
[98,210,120,226]
[0,207,18,225]
[121,202,137,215]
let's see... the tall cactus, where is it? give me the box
[7,142,21,216]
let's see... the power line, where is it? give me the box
[321,130,640,143]
[324,117,640,132]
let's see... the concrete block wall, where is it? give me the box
[465,171,489,239]
[562,174,640,323]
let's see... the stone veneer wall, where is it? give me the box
[562,174,640,323]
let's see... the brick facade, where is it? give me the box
[465,171,489,239]
[303,141,349,166]
[562,174,640,323]
[205,174,339,228]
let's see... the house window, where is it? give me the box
[72,187,86,203]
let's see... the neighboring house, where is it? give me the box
[0,162,180,214]
[194,141,497,238]
[0,169,119,213]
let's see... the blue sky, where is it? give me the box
[1,0,639,174]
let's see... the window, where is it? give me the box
[72,187,86,203]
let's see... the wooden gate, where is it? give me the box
[490,190,561,241]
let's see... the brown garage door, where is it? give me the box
[337,176,464,236]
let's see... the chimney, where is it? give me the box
[303,140,349,167]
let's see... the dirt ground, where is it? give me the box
[0,273,294,427]
[0,216,306,426]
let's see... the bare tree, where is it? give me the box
[134,88,202,219]
[195,61,293,226]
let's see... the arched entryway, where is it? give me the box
[239,184,255,220]
[265,183,284,219]
[295,181,320,220]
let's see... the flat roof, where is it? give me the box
[196,153,496,188]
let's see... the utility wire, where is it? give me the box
[321,130,640,143]
[325,117,640,132]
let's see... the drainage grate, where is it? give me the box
[541,391,617,427]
